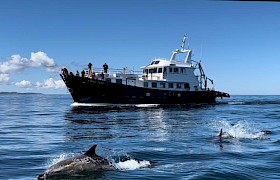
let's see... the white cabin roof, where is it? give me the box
[141,58,192,69]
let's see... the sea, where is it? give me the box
[0,94,279,180]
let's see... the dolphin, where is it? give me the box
[219,128,223,137]
[38,144,115,179]
[218,128,233,139]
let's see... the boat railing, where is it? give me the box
[83,67,142,79]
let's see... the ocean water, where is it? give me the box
[0,94,279,179]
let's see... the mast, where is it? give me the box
[170,33,192,63]
[181,33,187,51]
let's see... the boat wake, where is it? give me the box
[71,102,116,107]
[71,102,160,108]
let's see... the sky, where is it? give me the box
[0,0,279,95]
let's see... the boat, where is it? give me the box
[60,34,230,105]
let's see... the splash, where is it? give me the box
[46,153,73,167]
[47,153,151,171]
[215,120,266,140]
[114,159,151,170]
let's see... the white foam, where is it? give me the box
[114,159,151,170]
[71,102,161,108]
[215,120,265,139]
[135,104,159,108]
[228,101,245,105]
[71,102,110,107]
[47,153,66,167]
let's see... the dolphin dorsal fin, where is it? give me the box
[85,144,97,156]
[219,129,223,137]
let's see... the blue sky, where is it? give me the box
[0,0,279,95]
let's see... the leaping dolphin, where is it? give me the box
[38,144,115,179]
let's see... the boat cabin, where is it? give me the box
[139,34,202,92]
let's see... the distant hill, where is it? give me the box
[0,92,42,94]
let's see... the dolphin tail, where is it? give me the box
[219,129,223,137]
[84,144,97,156]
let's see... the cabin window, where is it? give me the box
[151,61,159,65]
[149,68,157,73]
[163,67,167,73]
[116,79,122,84]
[152,82,157,88]
[158,68,162,73]
[174,68,179,73]
[180,68,185,73]
[169,68,173,73]
[160,82,165,88]
[184,83,190,89]
[177,83,182,88]
[144,69,148,74]
[105,78,111,82]
[144,82,148,87]
[168,83,173,88]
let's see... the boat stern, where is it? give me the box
[215,91,230,99]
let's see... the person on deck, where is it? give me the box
[76,70,80,77]
[81,70,85,78]
[88,62,92,76]
[103,63,108,73]
[101,72,104,80]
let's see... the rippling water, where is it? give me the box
[0,94,279,179]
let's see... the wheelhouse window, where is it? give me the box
[151,60,159,65]
[174,68,179,73]
[152,82,157,88]
[144,82,148,87]
[163,67,167,73]
[169,68,173,73]
[158,68,162,73]
[149,68,157,73]
[168,83,173,88]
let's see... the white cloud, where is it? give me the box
[0,51,61,87]
[15,80,32,88]
[0,55,27,74]
[0,52,59,81]
[0,74,10,84]
[36,78,65,89]
[30,51,55,67]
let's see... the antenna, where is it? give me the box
[181,33,187,51]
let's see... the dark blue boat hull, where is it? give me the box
[62,75,229,104]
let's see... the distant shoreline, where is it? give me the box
[0,92,42,94]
